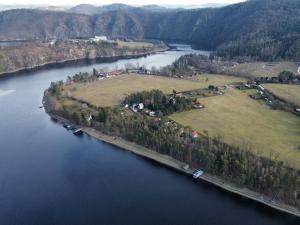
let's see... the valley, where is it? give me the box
[1,0,300,223]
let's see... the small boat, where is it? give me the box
[73,128,83,135]
[63,123,72,130]
[193,169,204,179]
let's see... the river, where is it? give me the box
[0,44,298,225]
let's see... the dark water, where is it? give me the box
[0,45,299,225]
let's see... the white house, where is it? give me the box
[85,114,93,122]
[138,103,144,110]
[131,105,138,113]
[258,85,265,91]
[91,36,108,42]
[49,39,57,46]
[149,111,155,117]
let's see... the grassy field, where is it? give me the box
[170,89,300,168]
[116,40,154,49]
[223,61,298,78]
[264,84,300,106]
[65,74,245,107]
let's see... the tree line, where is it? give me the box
[215,35,300,61]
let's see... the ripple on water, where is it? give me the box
[0,89,15,97]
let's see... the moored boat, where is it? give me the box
[193,169,204,179]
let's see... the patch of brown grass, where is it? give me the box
[170,89,300,168]
[64,74,245,107]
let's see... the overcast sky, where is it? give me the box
[0,0,246,6]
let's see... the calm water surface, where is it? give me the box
[0,45,299,225]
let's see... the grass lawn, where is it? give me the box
[223,61,298,78]
[264,84,300,106]
[64,74,245,107]
[169,89,300,168]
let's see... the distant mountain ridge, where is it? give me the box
[0,0,299,59]
[68,3,178,15]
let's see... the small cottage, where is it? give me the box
[192,131,199,138]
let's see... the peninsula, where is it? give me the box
[44,64,300,218]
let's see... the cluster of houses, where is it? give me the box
[236,82,257,90]
[90,36,108,42]
[50,37,110,46]
[241,82,300,114]
[165,120,200,139]
[124,103,157,116]
[254,75,300,85]
[243,83,274,104]
[127,67,152,75]
[92,68,123,79]
[92,66,153,80]
[192,101,204,109]
[256,85,273,104]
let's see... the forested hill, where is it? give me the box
[0,0,299,60]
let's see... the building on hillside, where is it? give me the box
[149,111,156,117]
[49,39,57,46]
[91,36,108,42]
[169,97,176,105]
[258,85,265,91]
[192,101,204,109]
[85,114,93,122]
[138,103,144,110]
[192,131,199,138]
[97,71,108,78]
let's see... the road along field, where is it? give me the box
[264,84,300,106]
[169,89,300,169]
[64,74,245,107]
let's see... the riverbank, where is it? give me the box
[82,127,300,218]
[0,40,169,77]
[47,110,300,218]
[0,50,167,78]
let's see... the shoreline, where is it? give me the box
[81,127,300,218]
[47,109,300,218]
[45,109,300,219]
[0,46,169,78]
